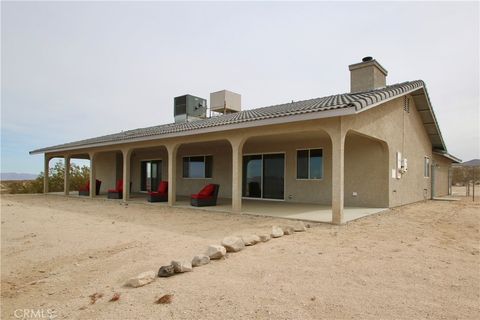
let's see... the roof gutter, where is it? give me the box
[433,150,462,163]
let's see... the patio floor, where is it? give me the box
[172,196,387,223]
[57,192,387,223]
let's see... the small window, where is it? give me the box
[183,155,213,178]
[297,149,323,180]
[424,156,430,178]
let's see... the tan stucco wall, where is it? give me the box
[343,96,434,207]
[344,133,389,207]
[95,152,117,194]
[432,154,452,197]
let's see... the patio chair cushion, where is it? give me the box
[198,184,215,197]
[79,181,90,192]
[148,181,168,196]
[157,181,168,194]
[108,180,123,193]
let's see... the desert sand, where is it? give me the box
[1,194,479,319]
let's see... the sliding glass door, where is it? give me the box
[242,153,284,200]
[141,160,162,192]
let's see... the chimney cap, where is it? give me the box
[362,56,373,62]
[349,58,388,76]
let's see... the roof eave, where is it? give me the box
[29,105,357,155]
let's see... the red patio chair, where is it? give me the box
[79,179,102,196]
[147,181,168,202]
[107,179,124,199]
[190,184,220,207]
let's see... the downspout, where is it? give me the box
[431,162,436,199]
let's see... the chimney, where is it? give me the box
[348,56,388,93]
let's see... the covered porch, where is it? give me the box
[45,120,390,224]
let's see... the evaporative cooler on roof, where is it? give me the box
[174,94,207,123]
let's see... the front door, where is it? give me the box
[242,153,284,200]
[141,160,162,192]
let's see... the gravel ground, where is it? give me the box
[1,194,479,319]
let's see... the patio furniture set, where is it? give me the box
[78,180,220,207]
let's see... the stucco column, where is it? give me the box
[44,155,50,194]
[89,152,97,198]
[230,137,246,213]
[167,144,179,206]
[122,148,132,202]
[331,126,346,225]
[64,155,71,195]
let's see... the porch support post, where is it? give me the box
[64,155,71,195]
[230,137,245,213]
[331,123,346,225]
[89,152,97,198]
[122,148,132,202]
[167,144,179,206]
[44,154,50,194]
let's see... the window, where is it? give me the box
[183,155,212,178]
[297,149,323,179]
[424,156,430,178]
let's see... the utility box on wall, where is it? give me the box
[174,94,207,123]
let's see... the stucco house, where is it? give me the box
[30,57,460,224]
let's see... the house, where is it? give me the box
[30,57,460,224]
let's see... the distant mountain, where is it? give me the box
[0,172,38,181]
[459,159,480,166]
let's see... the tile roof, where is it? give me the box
[30,80,429,154]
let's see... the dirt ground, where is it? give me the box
[1,194,479,320]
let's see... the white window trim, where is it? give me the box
[295,148,324,181]
[182,154,213,179]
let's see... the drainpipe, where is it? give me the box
[431,163,436,199]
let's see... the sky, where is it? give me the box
[1,1,479,174]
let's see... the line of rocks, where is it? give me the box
[125,221,308,288]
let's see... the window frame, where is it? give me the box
[424,156,431,178]
[182,155,213,179]
[296,148,324,181]
[242,151,286,201]
[140,158,163,192]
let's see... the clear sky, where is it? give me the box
[1,1,479,174]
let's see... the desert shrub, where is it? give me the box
[8,160,90,194]
[452,166,480,185]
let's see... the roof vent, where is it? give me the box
[362,56,373,62]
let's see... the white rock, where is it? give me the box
[221,236,245,252]
[271,226,284,238]
[241,234,261,246]
[292,221,307,232]
[171,260,193,273]
[283,226,295,235]
[125,271,156,288]
[258,234,271,242]
[205,245,226,259]
[192,254,210,267]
